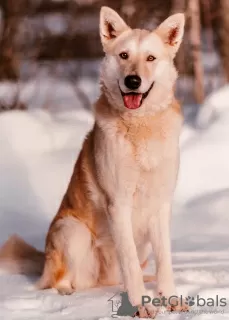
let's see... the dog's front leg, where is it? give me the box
[107,201,157,318]
[149,203,176,303]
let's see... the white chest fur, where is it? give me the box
[134,137,169,171]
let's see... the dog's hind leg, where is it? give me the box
[38,216,99,294]
[36,244,71,293]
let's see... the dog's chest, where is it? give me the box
[133,137,166,171]
[129,136,179,242]
[122,114,177,171]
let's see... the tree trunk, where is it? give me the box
[188,0,205,103]
[218,0,229,82]
[201,0,214,51]
[0,0,28,111]
[0,0,21,80]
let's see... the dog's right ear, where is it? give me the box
[100,7,130,49]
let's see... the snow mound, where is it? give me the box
[197,84,229,128]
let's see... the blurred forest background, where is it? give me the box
[0,0,228,114]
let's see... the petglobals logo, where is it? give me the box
[108,292,228,317]
[142,294,227,308]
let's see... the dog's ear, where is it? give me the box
[100,6,130,49]
[156,13,185,57]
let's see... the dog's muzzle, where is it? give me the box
[119,82,155,109]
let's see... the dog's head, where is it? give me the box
[99,7,185,114]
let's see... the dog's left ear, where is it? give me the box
[100,6,130,50]
[156,13,185,57]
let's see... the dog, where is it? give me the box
[0,7,186,318]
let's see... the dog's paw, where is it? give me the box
[166,297,189,313]
[135,305,158,319]
[57,287,74,296]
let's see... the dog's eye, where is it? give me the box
[147,55,156,62]
[119,52,129,60]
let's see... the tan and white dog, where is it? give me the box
[0,7,186,318]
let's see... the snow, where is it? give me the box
[0,85,229,319]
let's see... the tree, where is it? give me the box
[0,0,21,80]
[188,0,205,103]
[0,0,28,110]
[218,0,229,82]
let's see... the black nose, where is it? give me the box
[124,75,141,90]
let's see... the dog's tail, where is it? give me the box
[0,235,45,275]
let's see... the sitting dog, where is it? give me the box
[0,7,186,318]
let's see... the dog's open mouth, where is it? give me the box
[120,82,154,110]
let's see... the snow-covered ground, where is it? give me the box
[0,85,229,319]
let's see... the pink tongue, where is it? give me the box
[123,94,142,109]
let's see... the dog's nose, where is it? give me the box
[124,75,141,90]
